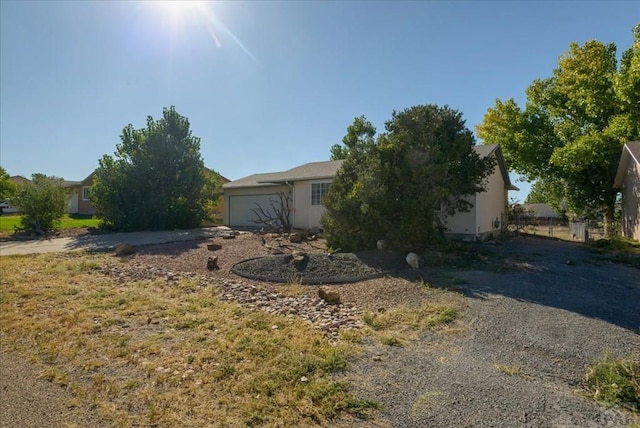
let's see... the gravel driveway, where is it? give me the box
[340,237,640,427]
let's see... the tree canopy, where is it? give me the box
[323,104,495,252]
[0,166,18,203]
[92,106,213,231]
[476,25,640,230]
[13,174,67,233]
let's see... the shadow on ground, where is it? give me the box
[350,236,640,334]
[446,236,640,334]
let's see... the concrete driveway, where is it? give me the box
[0,227,231,256]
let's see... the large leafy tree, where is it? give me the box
[92,106,208,230]
[477,25,640,234]
[13,174,67,233]
[323,104,495,252]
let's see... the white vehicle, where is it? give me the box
[0,201,19,214]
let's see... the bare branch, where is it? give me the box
[250,192,293,232]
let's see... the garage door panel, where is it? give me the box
[229,194,288,227]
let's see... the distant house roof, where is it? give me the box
[223,160,344,189]
[522,203,559,218]
[614,141,640,188]
[10,175,30,185]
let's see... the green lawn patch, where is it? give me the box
[0,214,101,234]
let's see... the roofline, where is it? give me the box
[257,174,337,184]
[613,141,640,188]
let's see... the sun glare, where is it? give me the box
[143,0,258,64]
[152,1,208,29]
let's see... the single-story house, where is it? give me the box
[521,203,560,220]
[65,172,96,215]
[6,174,96,215]
[223,160,343,230]
[223,144,518,240]
[65,167,227,217]
[613,141,640,241]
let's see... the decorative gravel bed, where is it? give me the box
[231,253,390,284]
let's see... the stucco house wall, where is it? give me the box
[444,145,514,240]
[614,142,640,241]
[476,164,507,236]
[292,179,333,230]
[442,195,476,237]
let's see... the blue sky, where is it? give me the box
[1,1,638,203]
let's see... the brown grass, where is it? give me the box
[0,250,462,426]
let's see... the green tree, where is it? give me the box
[330,116,377,160]
[323,105,495,252]
[92,106,208,230]
[202,168,224,221]
[0,166,18,203]
[13,174,67,233]
[477,25,640,234]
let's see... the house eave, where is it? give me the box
[257,175,336,185]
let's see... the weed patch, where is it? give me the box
[583,354,640,414]
[361,300,461,345]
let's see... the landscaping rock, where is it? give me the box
[207,256,219,270]
[288,233,302,243]
[98,263,363,337]
[406,252,420,269]
[115,243,135,256]
[318,286,341,304]
[291,250,307,263]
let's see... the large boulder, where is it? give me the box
[318,286,341,304]
[115,243,135,256]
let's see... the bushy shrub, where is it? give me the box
[13,174,67,233]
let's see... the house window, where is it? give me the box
[82,186,92,201]
[311,182,330,206]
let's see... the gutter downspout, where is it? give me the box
[285,180,295,229]
[474,193,480,241]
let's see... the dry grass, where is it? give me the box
[0,250,464,426]
[0,252,380,426]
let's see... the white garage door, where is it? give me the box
[228,194,286,227]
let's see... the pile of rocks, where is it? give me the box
[100,263,199,284]
[99,263,363,336]
[217,279,363,335]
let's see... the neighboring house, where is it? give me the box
[3,174,95,215]
[443,144,518,240]
[10,175,30,186]
[65,172,96,215]
[521,203,560,221]
[65,167,226,217]
[223,144,518,240]
[222,160,344,230]
[613,141,640,241]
